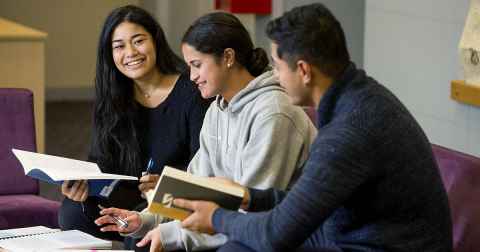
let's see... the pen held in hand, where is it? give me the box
[98,205,129,229]
[141,158,154,177]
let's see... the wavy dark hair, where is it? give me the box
[93,5,185,176]
[182,12,269,77]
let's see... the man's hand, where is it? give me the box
[208,177,250,210]
[61,180,88,202]
[174,199,220,235]
[136,226,164,252]
[94,207,141,234]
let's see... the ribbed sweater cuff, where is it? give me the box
[212,208,229,234]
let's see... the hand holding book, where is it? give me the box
[61,180,88,202]
[173,198,219,235]
[146,167,245,220]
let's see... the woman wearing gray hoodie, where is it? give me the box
[96,12,317,252]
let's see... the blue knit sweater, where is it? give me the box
[212,63,452,251]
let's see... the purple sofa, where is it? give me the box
[0,88,60,229]
[433,144,480,252]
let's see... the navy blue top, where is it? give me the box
[212,63,452,251]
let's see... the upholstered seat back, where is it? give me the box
[0,88,39,195]
[432,144,480,252]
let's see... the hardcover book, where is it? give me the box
[147,166,244,220]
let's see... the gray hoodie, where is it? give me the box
[129,71,317,251]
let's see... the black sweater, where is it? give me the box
[88,73,211,208]
[212,63,452,251]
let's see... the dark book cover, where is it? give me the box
[148,167,244,220]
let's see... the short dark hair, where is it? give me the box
[266,3,350,78]
[182,12,269,77]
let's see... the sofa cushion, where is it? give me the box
[0,194,60,229]
[432,144,480,252]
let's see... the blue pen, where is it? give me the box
[141,158,154,177]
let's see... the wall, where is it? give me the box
[142,0,272,59]
[142,0,215,57]
[364,0,480,156]
[273,0,365,67]
[0,0,139,100]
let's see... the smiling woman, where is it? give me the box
[111,22,157,84]
[57,5,212,251]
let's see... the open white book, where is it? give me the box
[0,226,111,251]
[12,149,138,197]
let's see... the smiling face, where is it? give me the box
[181,43,228,99]
[111,21,157,81]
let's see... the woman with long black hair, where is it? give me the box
[58,5,211,244]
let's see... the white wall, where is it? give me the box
[141,0,214,56]
[273,0,365,67]
[364,0,480,156]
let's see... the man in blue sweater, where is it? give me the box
[158,3,453,251]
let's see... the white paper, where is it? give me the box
[459,0,480,85]
[0,230,111,251]
[0,226,56,240]
[11,149,137,181]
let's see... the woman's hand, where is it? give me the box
[138,174,160,193]
[94,207,141,234]
[136,226,165,252]
[61,180,88,202]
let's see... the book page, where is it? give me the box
[0,226,56,240]
[0,230,111,251]
[12,149,137,181]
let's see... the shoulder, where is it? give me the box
[174,71,198,96]
[174,71,213,106]
[245,91,315,135]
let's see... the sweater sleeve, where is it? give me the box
[123,210,166,239]
[157,221,228,251]
[212,125,377,251]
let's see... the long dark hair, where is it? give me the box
[93,5,185,176]
[182,12,269,77]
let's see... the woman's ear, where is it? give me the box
[223,48,235,68]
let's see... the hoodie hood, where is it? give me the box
[216,71,284,113]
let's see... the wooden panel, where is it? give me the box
[0,18,46,153]
[451,80,480,107]
[0,41,45,153]
[0,17,46,41]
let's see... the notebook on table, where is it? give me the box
[0,226,112,251]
